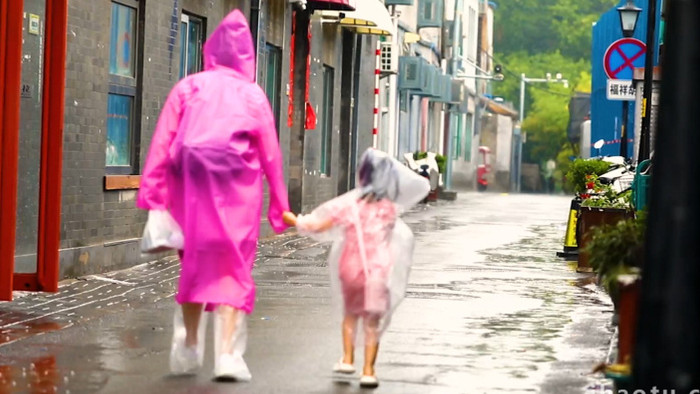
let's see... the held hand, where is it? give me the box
[282,211,297,226]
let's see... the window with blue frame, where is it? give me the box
[321,65,334,176]
[464,113,474,161]
[106,94,133,166]
[455,115,463,159]
[262,43,282,130]
[107,0,141,174]
[179,13,204,79]
[109,2,135,77]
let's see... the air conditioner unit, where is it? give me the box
[380,42,398,74]
[428,66,441,98]
[398,56,422,90]
[417,0,443,29]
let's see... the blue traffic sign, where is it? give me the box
[603,38,646,80]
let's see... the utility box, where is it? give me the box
[380,42,397,74]
[451,79,465,106]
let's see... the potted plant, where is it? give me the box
[413,151,444,201]
[565,158,611,195]
[556,158,609,259]
[576,174,634,272]
[585,212,646,367]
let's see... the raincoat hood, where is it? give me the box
[356,148,431,210]
[203,9,255,81]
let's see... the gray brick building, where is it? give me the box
[55,0,252,278]
[3,0,386,294]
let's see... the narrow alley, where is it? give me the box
[0,193,614,393]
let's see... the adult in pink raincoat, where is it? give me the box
[137,10,289,380]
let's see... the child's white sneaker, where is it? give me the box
[214,353,252,382]
[359,375,379,388]
[333,358,356,374]
[170,342,200,375]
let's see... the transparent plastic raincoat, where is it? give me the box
[296,149,430,336]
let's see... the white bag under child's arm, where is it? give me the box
[140,210,184,253]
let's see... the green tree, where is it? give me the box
[493,51,589,128]
[494,0,618,61]
[489,0,617,177]
[520,87,570,165]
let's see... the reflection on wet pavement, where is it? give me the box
[381,196,613,393]
[0,193,614,393]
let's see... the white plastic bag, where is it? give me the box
[140,210,184,253]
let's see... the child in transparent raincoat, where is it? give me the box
[283,148,429,388]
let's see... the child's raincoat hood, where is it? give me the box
[203,10,255,81]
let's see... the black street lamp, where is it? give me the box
[617,1,641,159]
[618,1,642,38]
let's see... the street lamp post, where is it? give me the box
[638,0,658,162]
[618,0,642,38]
[516,73,569,192]
[617,0,642,159]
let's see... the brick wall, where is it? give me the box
[57,2,378,277]
[59,0,246,278]
[296,23,378,213]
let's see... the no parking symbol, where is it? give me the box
[603,38,646,80]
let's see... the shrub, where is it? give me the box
[565,158,611,194]
[413,151,446,174]
[585,211,646,295]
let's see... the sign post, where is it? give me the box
[604,38,646,158]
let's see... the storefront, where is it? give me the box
[0,0,68,300]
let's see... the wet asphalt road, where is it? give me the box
[0,192,614,393]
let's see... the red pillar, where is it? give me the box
[32,0,68,293]
[0,0,25,300]
[0,0,67,299]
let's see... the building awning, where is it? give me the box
[483,97,519,118]
[306,0,355,11]
[320,0,395,36]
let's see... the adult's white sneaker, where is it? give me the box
[359,375,379,389]
[214,353,252,382]
[170,342,200,375]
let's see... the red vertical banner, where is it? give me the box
[0,0,25,300]
[304,20,316,130]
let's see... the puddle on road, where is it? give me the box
[0,343,114,393]
[388,219,614,393]
[0,314,68,347]
[0,356,60,393]
[0,198,614,393]
[408,216,458,234]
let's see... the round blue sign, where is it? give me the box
[603,38,646,80]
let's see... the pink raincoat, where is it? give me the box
[136,10,289,313]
